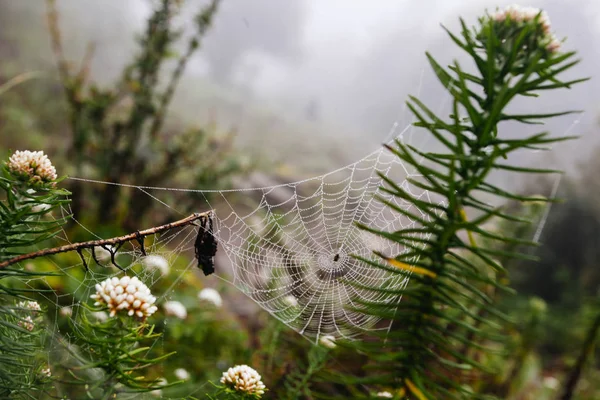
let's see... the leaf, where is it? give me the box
[383,256,437,279]
[499,109,582,122]
[405,378,429,400]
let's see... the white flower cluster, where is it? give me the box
[142,255,170,276]
[491,5,549,28]
[319,334,336,349]
[7,150,57,185]
[163,300,187,319]
[490,5,560,52]
[18,301,41,311]
[32,203,52,214]
[220,365,266,397]
[19,316,35,331]
[543,376,559,390]
[198,288,222,308]
[150,377,168,397]
[93,311,109,322]
[90,276,158,319]
[40,367,52,378]
[60,306,73,317]
[174,368,190,380]
[15,301,41,331]
[376,392,393,398]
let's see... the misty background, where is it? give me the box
[2,0,599,179]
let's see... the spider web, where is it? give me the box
[64,121,433,343]
[58,106,582,344]
[203,136,432,341]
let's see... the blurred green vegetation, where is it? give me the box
[0,1,599,399]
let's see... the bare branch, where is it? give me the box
[77,42,97,83]
[46,0,70,83]
[0,212,212,270]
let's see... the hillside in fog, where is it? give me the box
[1,0,598,176]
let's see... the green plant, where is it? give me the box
[46,0,248,232]
[0,150,68,397]
[559,301,600,400]
[0,151,183,399]
[346,6,587,399]
[61,308,175,398]
[282,343,331,400]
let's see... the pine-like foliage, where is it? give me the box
[0,155,69,397]
[348,8,587,399]
[282,344,330,400]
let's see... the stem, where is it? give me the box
[559,310,600,400]
[285,346,329,400]
[148,36,197,140]
[0,212,212,269]
[395,36,523,397]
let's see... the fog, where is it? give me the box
[2,0,599,176]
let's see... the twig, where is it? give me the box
[0,71,46,97]
[0,212,212,270]
[77,42,97,83]
[46,0,70,83]
[147,35,195,140]
[559,310,600,400]
[148,0,221,140]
